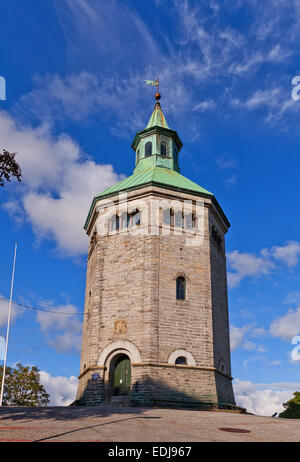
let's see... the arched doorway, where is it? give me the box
[112,354,131,396]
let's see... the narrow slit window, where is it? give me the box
[176,276,186,300]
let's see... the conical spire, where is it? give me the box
[131,89,182,175]
[146,93,170,129]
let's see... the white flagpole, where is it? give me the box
[0,242,17,406]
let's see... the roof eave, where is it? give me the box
[83,180,227,232]
[131,126,183,151]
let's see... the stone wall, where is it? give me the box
[76,186,235,408]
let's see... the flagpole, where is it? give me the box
[0,242,17,406]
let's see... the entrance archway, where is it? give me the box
[112,354,131,396]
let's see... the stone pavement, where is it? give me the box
[0,406,299,442]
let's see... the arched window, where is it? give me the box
[175,356,187,365]
[121,212,128,229]
[136,149,140,163]
[160,141,167,156]
[176,276,186,300]
[132,209,141,227]
[218,359,226,374]
[145,141,152,157]
[185,213,196,229]
[163,208,171,225]
[175,210,183,228]
[110,214,119,231]
[121,210,141,228]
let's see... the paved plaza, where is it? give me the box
[0,406,299,442]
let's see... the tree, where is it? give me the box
[0,363,50,406]
[279,392,300,419]
[0,149,22,187]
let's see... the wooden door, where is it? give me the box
[113,356,131,395]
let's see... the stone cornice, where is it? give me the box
[131,362,233,380]
[78,362,233,381]
[86,183,230,235]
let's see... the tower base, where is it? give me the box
[74,363,236,410]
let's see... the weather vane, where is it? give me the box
[145,77,161,101]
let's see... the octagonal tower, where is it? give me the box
[75,94,236,409]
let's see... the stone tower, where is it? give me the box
[75,93,236,409]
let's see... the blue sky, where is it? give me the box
[1,0,300,413]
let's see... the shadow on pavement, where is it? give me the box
[0,405,151,422]
[32,415,161,442]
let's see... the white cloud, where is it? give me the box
[36,302,82,353]
[39,371,78,406]
[53,0,160,68]
[16,72,147,131]
[284,291,300,305]
[233,86,299,126]
[233,379,297,416]
[230,325,251,351]
[0,110,123,256]
[228,241,300,288]
[266,241,300,268]
[230,324,266,352]
[244,88,282,110]
[0,294,23,328]
[270,305,300,342]
[216,155,238,170]
[17,72,104,123]
[49,332,82,353]
[251,327,268,338]
[269,360,282,366]
[11,0,300,141]
[227,249,275,288]
[231,44,289,75]
[192,99,216,112]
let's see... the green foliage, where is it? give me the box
[0,363,50,406]
[0,149,22,187]
[279,392,300,419]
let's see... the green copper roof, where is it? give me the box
[146,102,170,129]
[95,166,212,198]
[84,167,213,229]
[83,97,228,231]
